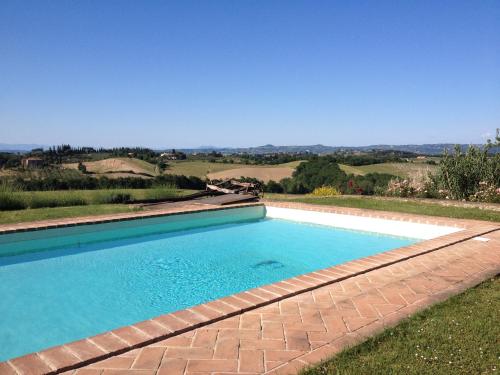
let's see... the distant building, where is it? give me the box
[21,157,43,168]
[160,152,179,160]
[416,156,427,160]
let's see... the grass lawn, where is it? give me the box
[266,195,500,222]
[0,204,141,224]
[303,277,499,375]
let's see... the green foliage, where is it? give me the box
[0,182,26,210]
[0,188,191,211]
[93,191,132,204]
[0,152,22,168]
[235,150,415,166]
[265,180,284,193]
[292,159,347,192]
[431,130,499,201]
[276,160,396,195]
[323,150,415,166]
[29,192,87,208]
[345,173,394,195]
[309,186,340,197]
[238,152,314,165]
[156,160,167,173]
[0,173,205,191]
[77,162,87,173]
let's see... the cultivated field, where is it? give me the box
[339,162,437,178]
[64,157,158,177]
[166,160,302,181]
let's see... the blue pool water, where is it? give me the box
[0,206,417,360]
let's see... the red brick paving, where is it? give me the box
[1,202,498,374]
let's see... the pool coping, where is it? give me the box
[1,201,499,374]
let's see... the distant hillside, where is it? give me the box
[1,142,497,155]
[64,157,158,178]
[179,143,495,155]
[0,143,45,152]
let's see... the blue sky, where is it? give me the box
[1,1,499,148]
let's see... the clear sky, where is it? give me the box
[1,1,499,148]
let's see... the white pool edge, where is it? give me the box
[264,206,463,240]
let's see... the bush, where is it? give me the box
[279,177,308,194]
[77,162,87,173]
[468,182,500,203]
[345,173,394,195]
[265,180,284,193]
[309,186,340,197]
[430,131,499,201]
[0,173,205,191]
[292,160,347,192]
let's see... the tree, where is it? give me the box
[77,162,87,174]
[291,159,347,192]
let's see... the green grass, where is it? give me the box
[0,204,141,224]
[265,195,500,222]
[0,188,197,211]
[303,277,499,375]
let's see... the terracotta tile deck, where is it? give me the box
[1,201,498,375]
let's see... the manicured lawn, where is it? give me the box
[266,195,500,222]
[303,277,499,375]
[0,204,142,224]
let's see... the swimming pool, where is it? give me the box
[0,205,424,361]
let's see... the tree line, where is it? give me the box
[1,174,205,191]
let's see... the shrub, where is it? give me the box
[77,162,87,173]
[309,186,340,197]
[292,160,347,192]
[265,180,284,193]
[468,182,500,203]
[430,131,499,201]
[279,177,308,194]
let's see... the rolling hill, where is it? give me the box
[165,160,301,181]
[339,162,437,178]
[64,158,158,178]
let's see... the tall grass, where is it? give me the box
[0,182,26,210]
[0,186,187,211]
